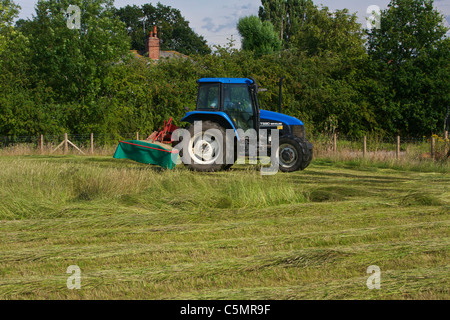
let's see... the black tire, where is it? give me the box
[278,135,313,172]
[299,139,313,170]
[224,136,238,170]
[182,121,230,172]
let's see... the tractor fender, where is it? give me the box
[259,110,304,126]
[181,111,240,141]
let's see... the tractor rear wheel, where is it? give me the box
[184,121,230,172]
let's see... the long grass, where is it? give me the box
[0,155,448,299]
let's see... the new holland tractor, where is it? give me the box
[114,77,313,172]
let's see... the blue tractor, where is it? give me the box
[176,77,313,172]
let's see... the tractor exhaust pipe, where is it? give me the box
[279,76,285,113]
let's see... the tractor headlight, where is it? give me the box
[291,125,305,139]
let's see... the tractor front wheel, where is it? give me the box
[278,135,313,172]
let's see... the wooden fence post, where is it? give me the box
[363,136,367,158]
[64,133,68,154]
[40,134,44,154]
[90,133,94,155]
[396,136,400,160]
[333,133,337,154]
[137,132,140,141]
[431,136,435,161]
[445,131,448,157]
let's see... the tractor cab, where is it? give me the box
[195,78,259,133]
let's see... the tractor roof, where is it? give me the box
[197,78,254,85]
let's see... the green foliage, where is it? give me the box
[368,0,448,63]
[0,0,448,139]
[294,7,366,58]
[115,2,211,56]
[259,0,366,57]
[0,0,38,135]
[259,0,315,47]
[0,0,18,24]
[0,0,24,73]
[0,0,19,51]
[237,15,282,56]
[100,56,199,133]
[7,0,131,134]
[16,0,130,103]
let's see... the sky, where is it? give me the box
[15,0,450,48]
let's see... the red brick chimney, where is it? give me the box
[148,26,160,60]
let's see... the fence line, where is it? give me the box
[0,131,449,160]
[314,132,449,161]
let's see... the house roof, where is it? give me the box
[130,50,188,61]
[197,78,255,84]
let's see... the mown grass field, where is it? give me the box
[0,155,449,299]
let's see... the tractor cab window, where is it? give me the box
[197,83,220,110]
[223,84,255,131]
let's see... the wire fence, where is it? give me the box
[0,132,144,156]
[310,133,449,161]
[0,132,449,161]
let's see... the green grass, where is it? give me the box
[0,155,449,299]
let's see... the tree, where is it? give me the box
[259,1,370,136]
[367,0,450,136]
[17,0,130,99]
[259,0,314,47]
[14,0,130,133]
[259,0,365,58]
[0,0,20,55]
[368,0,448,63]
[115,2,211,56]
[237,16,282,56]
[294,7,366,58]
[113,4,143,51]
[0,0,43,136]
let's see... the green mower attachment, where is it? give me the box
[113,140,178,170]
